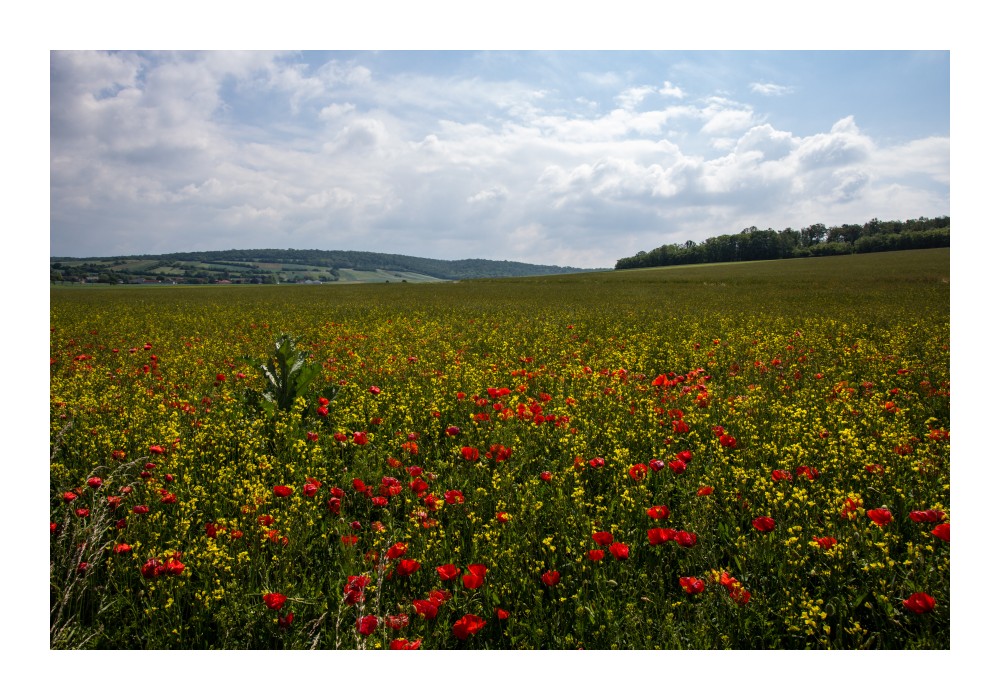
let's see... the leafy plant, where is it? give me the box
[245,334,337,415]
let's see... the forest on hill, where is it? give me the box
[615,216,949,270]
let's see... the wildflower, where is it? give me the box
[540,471,552,482]
[141,558,163,578]
[752,516,776,533]
[931,523,950,542]
[696,486,714,496]
[87,477,102,489]
[445,490,465,505]
[609,542,630,560]
[909,509,946,523]
[646,505,670,520]
[675,531,697,548]
[541,570,560,587]
[386,542,408,559]
[273,485,293,498]
[395,559,421,577]
[149,445,165,455]
[133,505,149,515]
[902,592,936,614]
[353,431,368,445]
[371,496,388,507]
[62,491,78,502]
[463,564,488,589]
[341,535,358,546]
[496,607,510,620]
[413,599,439,619]
[369,385,381,396]
[628,463,648,481]
[589,457,606,468]
[385,614,409,630]
[303,478,321,497]
[812,536,837,549]
[867,508,893,527]
[795,466,819,480]
[436,564,460,581]
[452,614,486,640]
[592,531,614,546]
[114,543,132,554]
[496,511,511,523]
[647,528,675,546]
[356,615,379,635]
[772,470,793,482]
[75,508,90,518]
[679,577,705,594]
[668,459,688,474]
[445,426,461,437]
[278,613,294,628]
[343,576,369,605]
[460,446,480,461]
[588,549,605,561]
[389,638,421,650]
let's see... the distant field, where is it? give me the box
[50,249,949,649]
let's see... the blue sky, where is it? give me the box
[50,49,949,267]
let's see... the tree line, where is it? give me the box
[614,216,950,270]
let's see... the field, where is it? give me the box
[49,249,950,650]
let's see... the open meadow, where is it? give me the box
[49,249,950,649]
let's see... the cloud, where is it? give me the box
[50,52,949,268]
[750,82,793,96]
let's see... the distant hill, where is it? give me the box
[50,248,601,286]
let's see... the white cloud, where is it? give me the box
[750,82,793,96]
[659,81,684,99]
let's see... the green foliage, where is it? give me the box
[245,334,338,416]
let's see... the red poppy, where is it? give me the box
[496,607,509,620]
[812,536,837,550]
[909,509,946,523]
[931,523,950,542]
[609,542,630,560]
[730,588,751,605]
[343,576,369,605]
[165,559,185,575]
[352,431,369,445]
[428,588,452,605]
[452,614,486,640]
[460,446,480,461]
[371,496,388,507]
[541,570,560,587]
[263,592,287,610]
[675,531,697,548]
[385,613,409,630]
[356,615,379,635]
[159,492,177,504]
[132,504,149,514]
[592,531,614,546]
[496,511,510,523]
[114,543,132,554]
[302,478,321,497]
[867,508,893,527]
[149,445,165,455]
[87,477,102,489]
[412,599,439,619]
[752,516,776,533]
[646,505,670,520]
[647,528,676,545]
[696,486,714,496]
[679,576,705,594]
[445,425,461,436]
[902,592,936,614]
[771,469,793,482]
[463,564,487,589]
[75,508,90,518]
[444,490,465,505]
[341,534,358,545]
[795,466,819,480]
[395,559,421,577]
[540,471,552,482]
[389,638,421,650]
[677,450,693,463]
[278,613,294,628]
[111,450,126,460]
[273,485,293,498]
[719,435,737,448]
[437,563,460,581]
[62,491,78,502]
[588,549,605,561]
[386,542,408,559]
[840,497,860,518]
[589,457,605,468]
[628,463,648,481]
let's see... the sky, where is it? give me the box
[50,49,949,268]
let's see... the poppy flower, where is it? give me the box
[452,614,486,640]
[341,535,358,546]
[395,559,421,577]
[771,469,793,482]
[609,542,630,560]
[675,531,697,548]
[628,463,648,481]
[588,457,605,468]
[62,491,78,502]
[445,426,461,437]
[317,406,329,417]
[931,523,950,542]
[840,497,860,518]
[496,607,509,620]
[902,592,936,614]
[444,490,464,505]
[592,531,614,546]
[463,564,487,589]
[496,511,510,523]
[909,509,946,523]
[719,435,737,448]
[679,576,705,594]
[352,431,369,446]
[303,478,321,497]
[696,486,714,496]
[812,536,837,550]
[263,592,287,610]
[541,570,560,587]
[795,466,819,480]
[436,563,460,581]
[385,613,409,630]
[460,446,480,461]
[540,471,552,482]
[389,638,421,650]
[730,588,751,605]
[273,485,293,498]
[752,516,776,533]
[371,496,388,507]
[647,528,676,546]
[278,613,294,628]
[159,492,177,505]
[412,599,439,619]
[111,450,126,460]
[646,505,670,520]
[677,450,693,463]
[867,508,893,527]
[75,508,90,518]
[87,477,103,489]
[587,549,605,561]
[343,575,369,605]
[148,445,164,455]
[132,504,149,515]
[385,542,408,559]
[165,559,185,575]
[114,543,132,554]
[356,615,379,635]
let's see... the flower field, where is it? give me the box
[49,249,950,649]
